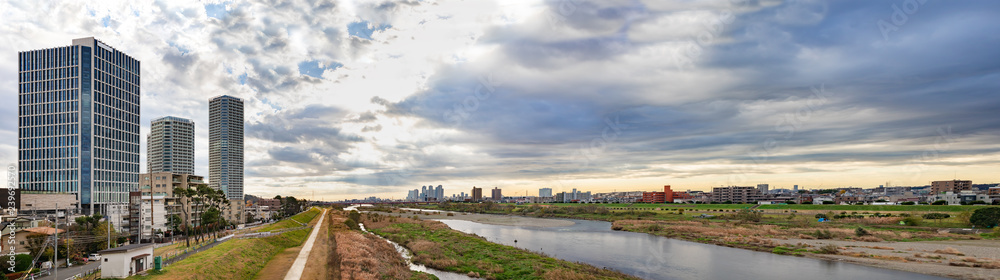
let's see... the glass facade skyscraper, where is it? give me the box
[147,116,195,174]
[18,37,141,214]
[209,95,244,201]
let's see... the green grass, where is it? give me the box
[256,207,321,232]
[370,218,636,280]
[133,227,311,280]
[133,208,323,279]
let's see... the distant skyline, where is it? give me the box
[3,1,1000,201]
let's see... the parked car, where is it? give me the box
[88,254,101,261]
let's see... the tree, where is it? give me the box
[969,207,1000,228]
[957,210,974,227]
[168,214,182,234]
[25,234,49,261]
[174,186,196,247]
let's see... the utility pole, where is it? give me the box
[107,204,112,250]
[54,203,58,280]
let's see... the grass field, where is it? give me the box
[135,208,323,280]
[256,207,322,232]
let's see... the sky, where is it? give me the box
[1,0,999,201]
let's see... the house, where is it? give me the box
[0,226,66,255]
[98,243,154,278]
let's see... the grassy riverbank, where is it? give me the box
[328,210,437,280]
[389,203,1000,279]
[133,208,324,279]
[361,212,639,280]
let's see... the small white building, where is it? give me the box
[98,243,154,278]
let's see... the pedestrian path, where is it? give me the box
[283,208,328,280]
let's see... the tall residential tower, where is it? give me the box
[209,95,244,201]
[18,37,141,214]
[147,116,195,174]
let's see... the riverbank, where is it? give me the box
[393,203,1000,280]
[133,208,323,279]
[360,212,639,280]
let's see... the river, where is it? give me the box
[437,218,948,280]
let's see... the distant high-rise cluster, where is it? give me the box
[408,185,445,201]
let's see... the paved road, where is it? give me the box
[33,261,99,280]
[284,209,328,280]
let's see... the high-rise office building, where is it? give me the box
[18,37,141,214]
[435,185,444,201]
[209,95,244,201]
[539,187,553,198]
[147,116,194,174]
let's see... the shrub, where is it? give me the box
[969,208,1000,228]
[814,229,833,239]
[817,244,839,254]
[950,210,972,226]
[348,210,361,222]
[970,200,987,205]
[900,201,916,205]
[646,224,662,232]
[344,219,360,230]
[822,201,835,205]
[902,216,922,226]
[922,213,951,220]
[855,227,870,237]
[734,209,763,223]
[932,200,948,205]
[815,213,828,220]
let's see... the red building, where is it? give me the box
[643,185,679,203]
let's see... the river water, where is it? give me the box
[438,218,948,280]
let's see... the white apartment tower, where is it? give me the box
[209,95,244,201]
[147,116,194,174]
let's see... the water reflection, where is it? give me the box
[438,218,947,280]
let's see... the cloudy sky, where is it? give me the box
[2,0,999,201]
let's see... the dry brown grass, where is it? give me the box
[914,253,944,259]
[854,235,884,242]
[933,247,965,256]
[861,246,895,250]
[836,217,903,225]
[331,211,434,280]
[335,230,413,279]
[542,268,602,280]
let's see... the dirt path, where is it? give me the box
[301,210,334,280]
[256,208,328,280]
[284,209,329,280]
